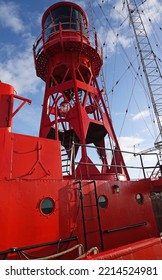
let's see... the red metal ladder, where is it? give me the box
[78,180,104,252]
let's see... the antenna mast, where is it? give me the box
[125,0,162,148]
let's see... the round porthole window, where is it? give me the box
[98,195,108,208]
[40,198,55,215]
[136,193,143,205]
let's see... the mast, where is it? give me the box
[125,0,162,148]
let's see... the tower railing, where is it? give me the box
[33,20,103,63]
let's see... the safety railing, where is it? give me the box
[61,142,162,180]
[0,236,79,260]
[33,21,103,62]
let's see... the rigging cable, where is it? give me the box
[141,2,162,56]
[88,0,110,115]
[132,94,157,140]
[109,42,117,112]
[96,0,159,140]
[144,0,162,36]
[118,66,156,140]
[96,0,154,100]
[108,53,144,95]
[118,77,137,138]
[90,0,161,141]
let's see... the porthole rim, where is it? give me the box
[39,196,55,215]
[98,195,108,208]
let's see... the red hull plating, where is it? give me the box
[0,125,162,259]
[84,238,162,260]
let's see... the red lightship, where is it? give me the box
[0,1,162,260]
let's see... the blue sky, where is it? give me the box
[0,0,162,159]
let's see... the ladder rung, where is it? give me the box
[83,192,95,195]
[83,204,97,207]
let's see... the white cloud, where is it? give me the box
[93,0,113,7]
[118,136,144,167]
[117,33,132,48]
[0,44,44,135]
[0,47,42,96]
[132,110,150,121]
[98,26,132,54]
[64,0,87,9]
[36,13,42,26]
[0,2,44,135]
[118,136,144,152]
[0,31,43,96]
[118,136,154,179]
[111,0,162,29]
[140,0,162,35]
[0,1,24,33]
[99,0,162,55]
[110,0,128,21]
[118,136,158,178]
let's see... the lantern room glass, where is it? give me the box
[44,5,87,41]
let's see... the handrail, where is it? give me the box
[61,142,162,180]
[0,236,78,256]
[33,22,102,61]
[104,222,147,234]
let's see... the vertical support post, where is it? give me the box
[139,154,146,179]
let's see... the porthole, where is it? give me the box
[40,197,55,215]
[98,195,108,208]
[136,193,143,205]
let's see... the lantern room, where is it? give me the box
[42,2,88,41]
[34,1,102,81]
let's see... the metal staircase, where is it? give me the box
[61,147,71,175]
[61,130,75,175]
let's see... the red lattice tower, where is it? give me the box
[33,1,129,180]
